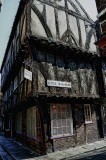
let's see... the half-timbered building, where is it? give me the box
[1,0,103,154]
[95,0,106,137]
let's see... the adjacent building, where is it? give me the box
[1,0,103,154]
[0,85,3,132]
[95,0,106,137]
[95,0,106,49]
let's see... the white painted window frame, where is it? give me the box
[84,104,92,124]
[51,104,73,138]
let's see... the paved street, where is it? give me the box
[0,144,14,160]
[0,134,106,160]
[73,150,106,160]
[0,134,38,160]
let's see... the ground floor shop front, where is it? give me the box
[4,97,103,155]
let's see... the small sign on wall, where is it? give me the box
[24,69,32,81]
[47,80,71,88]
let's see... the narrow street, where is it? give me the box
[0,134,106,160]
[0,145,15,160]
[0,134,38,160]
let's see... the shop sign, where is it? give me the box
[47,80,71,88]
[24,69,32,81]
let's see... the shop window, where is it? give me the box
[26,106,36,137]
[15,112,22,134]
[51,104,73,138]
[84,104,92,123]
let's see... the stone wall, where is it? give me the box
[85,106,98,143]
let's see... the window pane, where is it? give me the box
[57,119,61,127]
[67,127,71,133]
[67,119,71,126]
[58,128,62,134]
[53,120,57,127]
[62,119,66,126]
[63,127,67,134]
[53,128,58,135]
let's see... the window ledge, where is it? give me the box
[51,134,74,139]
[85,121,93,124]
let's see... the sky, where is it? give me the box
[0,0,20,69]
[0,0,98,69]
[80,0,98,21]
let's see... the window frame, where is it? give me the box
[84,104,92,124]
[51,104,73,139]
